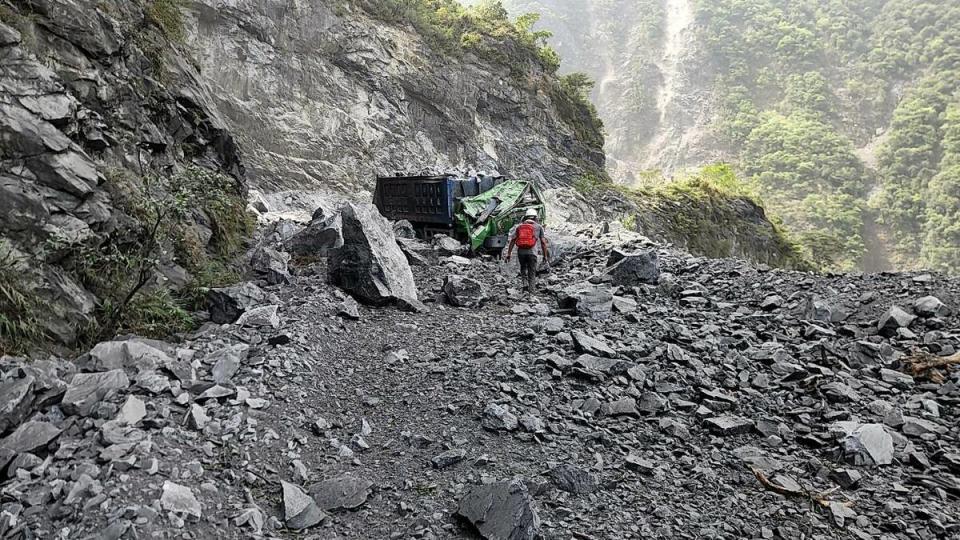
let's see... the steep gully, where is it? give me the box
[642,0,695,172]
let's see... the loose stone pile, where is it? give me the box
[1,213,958,539]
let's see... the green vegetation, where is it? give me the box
[552,72,605,149]
[0,245,48,356]
[53,166,253,345]
[146,0,186,43]
[355,0,558,70]
[692,0,960,272]
[354,0,604,151]
[585,164,810,270]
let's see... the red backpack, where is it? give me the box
[516,222,537,249]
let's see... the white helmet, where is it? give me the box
[523,208,539,220]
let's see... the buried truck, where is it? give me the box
[373,173,546,252]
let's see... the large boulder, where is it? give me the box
[327,203,423,310]
[285,212,343,257]
[603,249,659,286]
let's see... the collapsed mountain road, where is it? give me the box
[1,208,959,539]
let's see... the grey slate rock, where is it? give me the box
[443,275,487,308]
[842,424,893,466]
[901,416,947,437]
[603,250,659,286]
[328,202,422,308]
[285,211,344,256]
[61,370,129,416]
[207,282,276,324]
[236,305,280,328]
[86,340,171,373]
[0,421,61,454]
[705,416,754,436]
[159,481,202,518]
[208,344,248,384]
[482,403,519,432]
[432,448,467,469]
[877,305,916,334]
[571,331,617,358]
[338,296,361,320]
[309,474,373,511]
[250,245,291,285]
[601,398,638,417]
[282,480,326,530]
[548,464,598,494]
[625,455,656,474]
[558,283,613,320]
[0,375,35,434]
[914,295,949,318]
[456,478,540,540]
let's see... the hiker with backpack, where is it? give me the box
[504,209,550,294]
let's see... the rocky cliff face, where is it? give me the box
[0,0,245,351]
[0,0,610,353]
[497,0,717,182]
[182,0,605,196]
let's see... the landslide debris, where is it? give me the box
[0,211,959,539]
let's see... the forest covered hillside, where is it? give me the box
[498,0,960,274]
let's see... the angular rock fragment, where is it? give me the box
[207,344,248,384]
[625,455,656,474]
[914,296,949,318]
[116,396,146,425]
[705,416,754,436]
[879,368,913,387]
[338,296,361,320]
[601,398,638,417]
[328,202,423,309]
[236,305,280,328]
[282,480,326,530]
[760,294,783,311]
[160,481,202,518]
[285,211,343,256]
[443,275,487,308]
[877,305,915,334]
[456,478,540,540]
[548,464,598,494]
[603,250,659,286]
[87,340,171,372]
[207,282,276,324]
[482,403,519,432]
[0,375,35,434]
[186,404,209,431]
[558,283,613,320]
[842,424,893,466]
[250,245,291,284]
[432,448,467,469]
[571,331,617,358]
[0,421,61,454]
[901,416,947,437]
[536,317,565,334]
[309,474,373,511]
[61,370,129,416]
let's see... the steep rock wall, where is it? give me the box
[182,0,606,196]
[0,0,245,351]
